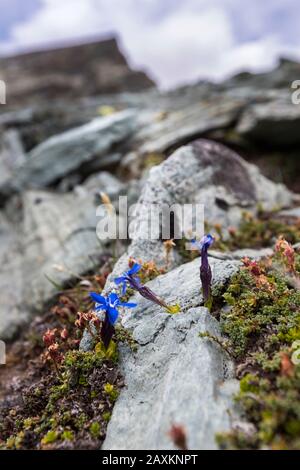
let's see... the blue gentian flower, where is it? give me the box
[114,263,142,295]
[90,292,136,325]
[90,292,136,348]
[192,234,214,306]
[115,262,180,314]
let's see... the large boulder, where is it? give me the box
[101,139,293,288]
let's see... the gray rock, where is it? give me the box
[1,110,137,194]
[0,129,26,196]
[236,94,300,145]
[0,171,130,340]
[0,210,25,341]
[209,247,273,261]
[279,206,300,219]
[0,108,35,127]
[134,93,244,154]
[223,58,300,90]
[102,257,240,450]
[21,189,104,310]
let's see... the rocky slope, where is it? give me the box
[0,41,300,449]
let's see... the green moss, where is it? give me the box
[102,412,111,422]
[41,430,59,445]
[115,325,138,352]
[142,152,165,170]
[239,374,260,394]
[62,430,74,441]
[218,250,300,449]
[211,210,300,251]
[2,348,121,449]
[220,265,300,358]
[64,350,104,371]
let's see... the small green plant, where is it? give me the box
[103,383,119,402]
[41,430,59,445]
[89,422,101,439]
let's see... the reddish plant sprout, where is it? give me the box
[47,343,63,364]
[42,330,63,378]
[168,424,188,450]
[69,339,81,349]
[228,226,237,237]
[75,311,101,339]
[60,328,69,341]
[163,239,176,267]
[242,257,262,276]
[75,311,86,330]
[51,295,77,321]
[242,257,273,293]
[280,352,294,377]
[42,328,58,347]
[275,236,296,274]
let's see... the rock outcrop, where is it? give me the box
[0,38,154,106]
[80,140,295,449]
[0,172,139,340]
[98,139,293,298]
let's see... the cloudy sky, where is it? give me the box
[0,0,300,88]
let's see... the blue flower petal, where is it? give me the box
[127,263,141,276]
[90,292,107,305]
[94,304,107,312]
[121,282,127,295]
[119,301,137,308]
[114,276,125,285]
[200,234,214,249]
[191,239,202,251]
[107,307,119,325]
[108,292,120,306]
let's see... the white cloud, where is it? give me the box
[1,0,300,89]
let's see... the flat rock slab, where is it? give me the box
[102,257,240,450]
[1,110,137,195]
[236,95,300,145]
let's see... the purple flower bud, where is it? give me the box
[115,263,180,313]
[192,234,214,305]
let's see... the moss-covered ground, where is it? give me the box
[214,239,300,449]
[0,259,136,450]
